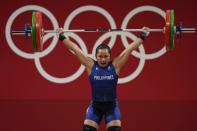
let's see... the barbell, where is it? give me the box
[12,10,196,52]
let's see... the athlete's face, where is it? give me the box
[96,49,111,68]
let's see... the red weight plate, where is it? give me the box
[164,10,171,51]
[35,12,44,52]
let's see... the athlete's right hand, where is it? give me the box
[56,28,66,41]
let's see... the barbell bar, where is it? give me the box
[11,10,196,52]
[12,28,195,34]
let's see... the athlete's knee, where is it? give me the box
[83,124,97,131]
[107,126,121,131]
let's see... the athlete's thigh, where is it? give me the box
[105,100,121,124]
[85,101,103,125]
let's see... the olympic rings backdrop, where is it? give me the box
[0,0,197,131]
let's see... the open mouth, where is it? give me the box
[100,63,107,66]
